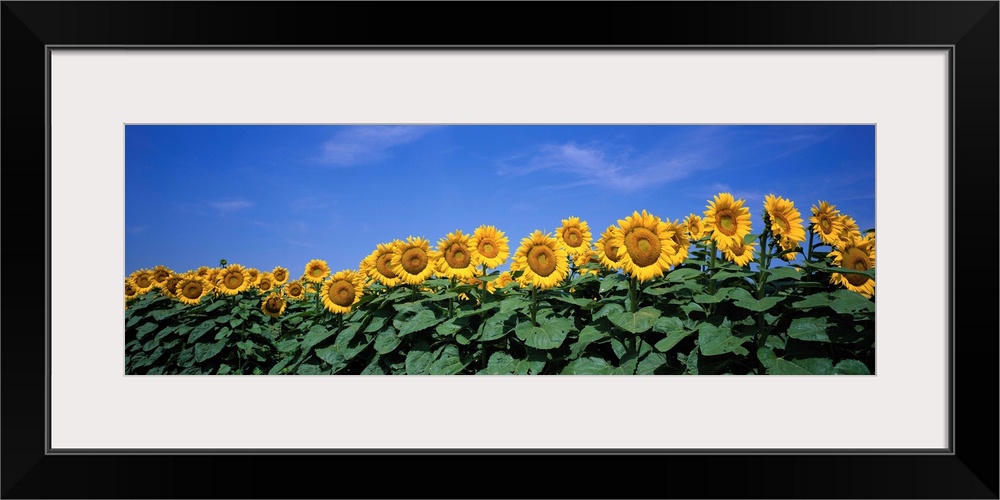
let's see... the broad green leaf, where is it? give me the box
[364,309,392,333]
[764,266,803,282]
[593,303,625,320]
[693,288,729,304]
[215,315,232,324]
[829,290,875,314]
[786,317,831,342]
[153,325,178,342]
[548,293,597,308]
[276,339,300,354]
[435,316,469,337]
[397,310,442,337]
[428,345,466,375]
[229,317,244,329]
[481,310,515,342]
[360,356,387,375]
[728,287,783,312]
[213,326,232,340]
[654,328,693,354]
[302,324,334,351]
[608,306,661,334]
[151,305,184,321]
[834,359,871,375]
[314,345,350,373]
[499,296,532,315]
[374,328,401,355]
[744,233,761,244]
[136,322,159,340]
[216,364,232,375]
[187,321,215,343]
[514,317,573,350]
[664,268,702,282]
[177,347,195,368]
[142,339,159,352]
[636,352,668,374]
[194,338,227,363]
[205,299,228,312]
[126,315,142,328]
[404,341,436,375]
[599,273,628,293]
[482,352,545,375]
[561,356,622,375]
[296,363,323,375]
[235,340,256,353]
[268,356,295,375]
[569,325,606,358]
[767,356,836,375]
[791,293,835,310]
[698,323,750,356]
[652,316,684,334]
[713,269,754,281]
[757,346,778,370]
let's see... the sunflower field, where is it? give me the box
[125,193,875,375]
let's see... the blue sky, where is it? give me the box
[125,125,875,276]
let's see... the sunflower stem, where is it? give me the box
[530,285,538,326]
[755,226,772,375]
[337,313,343,335]
[448,277,456,318]
[708,240,718,295]
[628,276,638,313]
[480,264,489,370]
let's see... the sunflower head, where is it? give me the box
[556,216,593,256]
[151,265,173,285]
[572,247,601,276]
[261,292,287,318]
[511,230,569,289]
[271,266,290,285]
[321,270,365,314]
[435,230,477,280]
[836,214,863,248]
[391,236,436,286]
[664,218,691,267]
[194,266,213,280]
[610,210,676,282]
[363,241,403,287]
[764,194,806,249]
[703,193,753,250]
[722,240,757,267]
[777,238,802,262]
[493,271,517,290]
[303,259,331,283]
[256,272,275,293]
[810,201,844,246]
[160,274,185,298]
[128,269,157,293]
[176,273,209,305]
[125,279,139,301]
[683,213,706,241]
[828,232,875,298]
[283,279,307,301]
[216,264,252,295]
[469,225,510,270]
[595,225,624,271]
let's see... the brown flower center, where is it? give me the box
[478,239,498,259]
[773,212,790,233]
[564,228,583,248]
[182,281,203,300]
[273,269,288,282]
[165,277,182,294]
[819,215,832,233]
[310,266,324,277]
[258,278,272,291]
[624,227,661,267]
[125,283,137,297]
[401,247,428,275]
[376,254,397,279]
[444,243,471,269]
[225,272,244,289]
[153,269,170,283]
[527,245,557,277]
[328,280,356,307]
[264,296,283,313]
[287,283,303,297]
[602,239,620,263]
[717,211,737,235]
[135,274,152,288]
[843,247,872,286]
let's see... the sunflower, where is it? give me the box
[572,247,601,275]
[260,292,287,318]
[160,274,185,298]
[595,225,624,271]
[256,272,275,293]
[175,274,209,305]
[556,216,593,256]
[303,259,331,283]
[363,241,403,287]
[722,240,757,267]
[683,213,707,241]
[435,230,478,280]
[125,279,139,302]
[283,280,307,301]
[664,219,690,267]
[271,266,290,286]
[128,269,157,293]
[611,210,677,283]
[764,194,806,250]
[216,264,252,295]
[151,265,173,285]
[836,214,863,248]
[194,266,213,281]
[511,230,569,289]
[465,274,499,294]
[778,238,802,262]
[391,237,436,286]
[469,225,510,269]
[703,193,753,250]
[494,271,517,290]
[828,232,876,298]
[809,201,844,246]
[246,268,261,287]
[321,270,365,314]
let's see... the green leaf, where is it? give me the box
[834,359,871,375]
[698,323,750,356]
[314,344,351,373]
[561,356,623,375]
[296,363,323,375]
[435,316,469,337]
[268,356,295,375]
[194,338,228,363]
[142,339,160,352]
[482,352,545,375]
[230,317,244,329]
[828,290,875,314]
[499,296,532,314]
[235,340,256,353]
[177,347,195,368]
[397,310,442,337]
[608,306,661,334]
[599,273,627,293]
[744,233,761,244]
[151,305,184,321]
[135,322,159,340]
[593,303,625,320]
[693,288,729,304]
[213,326,232,340]
[481,310,515,342]
[664,268,702,282]
[786,317,831,342]
[654,328,693,354]
[727,287,783,312]
[276,339,300,353]
[404,341,436,375]
[569,325,606,358]
[713,269,754,281]
[216,364,232,375]
[152,325,177,342]
[766,356,836,375]
[428,345,466,374]
[374,328,401,355]
[188,321,215,343]
[125,315,142,328]
[515,317,573,350]
[636,352,668,374]
[302,324,335,351]
[205,299,228,312]
[764,266,803,281]
[364,309,392,333]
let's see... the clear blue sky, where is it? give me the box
[125,125,875,276]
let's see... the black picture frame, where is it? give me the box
[3,2,997,498]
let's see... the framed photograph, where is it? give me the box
[4,2,996,498]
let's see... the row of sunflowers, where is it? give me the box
[125,193,875,375]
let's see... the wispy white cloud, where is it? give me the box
[320,126,435,167]
[209,199,254,213]
[128,225,148,235]
[497,142,708,193]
